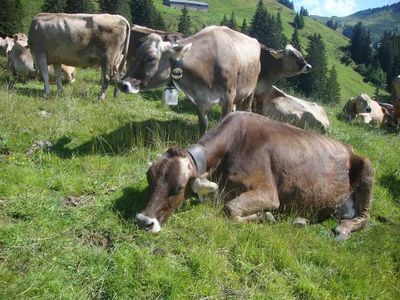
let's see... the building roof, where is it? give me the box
[169,0,208,7]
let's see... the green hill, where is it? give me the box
[313,2,400,43]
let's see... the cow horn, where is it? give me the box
[191,177,218,196]
[269,49,284,59]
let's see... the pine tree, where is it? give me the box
[249,0,268,45]
[99,0,132,22]
[376,30,400,88]
[240,18,249,35]
[300,6,308,16]
[41,0,66,13]
[220,13,228,26]
[131,0,166,30]
[227,11,238,31]
[65,0,95,13]
[299,33,327,99]
[291,28,301,52]
[349,22,372,65]
[0,0,24,36]
[323,66,341,105]
[178,6,191,35]
[293,13,304,29]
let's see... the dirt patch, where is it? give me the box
[82,231,113,251]
[62,195,93,207]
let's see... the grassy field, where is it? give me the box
[1,1,399,299]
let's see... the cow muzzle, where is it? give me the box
[366,106,372,113]
[303,64,312,73]
[135,213,161,233]
[118,80,140,94]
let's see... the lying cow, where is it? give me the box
[119,25,261,134]
[392,75,400,124]
[29,13,130,99]
[137,112,373,240]
[254,86,330,132]
[7,40,75,82]
[343,93,387,125]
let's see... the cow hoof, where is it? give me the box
[261,211,276,223]
[293,217,308,227]
[334,227,350,240]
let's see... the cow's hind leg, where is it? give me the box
[35,52,50,97]
[53,64,63,95]
[335,156,374,240]
[99,63,111,101]
[224,187,279,223]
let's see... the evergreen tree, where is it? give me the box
[0,0,24,36]
[65,0,95,13]
[293,13,304,29]
[278,0,294,10]
[342,24,353,38]
[220,13,228,26]
[299,6,309,16]
[131,0,166,30]
[291,28,301,52]
[269,12,286,49]
[240,18,249,35]
[323,66,341,105]
[299,33,327,99]
[349,22,372,65]
[249,0,268,45]
[326,19,339,30]
[227,11,238,31]
[376,30,400,88]
[41,0,66,13]
[178,6,191,36]
[99,0,132,22]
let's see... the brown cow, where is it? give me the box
[137,112,373,240]
[28,13,130,99]
[119,26,261,134]
[392,75,400,124]
[343,93,387,125]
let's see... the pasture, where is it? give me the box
[0,51,399,299]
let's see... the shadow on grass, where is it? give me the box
[379,173,400,205]
[113,186,149,220]
[51,118,200,158]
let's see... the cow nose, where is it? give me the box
[366,107,372,113]
[304,64,312,72]
[135,213,161,233]
[118,81,130,93]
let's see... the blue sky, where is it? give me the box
[293,0,399,17]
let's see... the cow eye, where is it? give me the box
[147,56,156,63]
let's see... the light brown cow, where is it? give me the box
[119,26,261,134]
[137,112,373,240]
[343,93,386,125]
[0,36,14,56]
[392,75,400,124]
[29,13,130,99]
[254,86,330,132]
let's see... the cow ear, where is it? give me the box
[269,50,284,59]
[191,177,218,196]
[169,43,192,60]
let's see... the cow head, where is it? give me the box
[136,147,218,233]
[119,34,192,94]
[354,93,372,113]
[269,44,312,77]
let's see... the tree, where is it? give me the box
[99,0,132,22]
[326,19,339,30]
[249,0,268,45]
[300,6,309,16]
[0,0,24,37]
[240,18,249,35]
[323,66,341,105]
[293,13,304,29]
[178,6,191,35]
[291,28,301,52]
[65,0,95,13]
[131,0,166,30]
[41,0,66,13]
[299,34,327,99]
[227,11,238,31]
[220,13,228,26]
[342,24,353,38]
[349,22,372,65]
[376,30,400,88]
[268,12,287,49]
[278,0,294,10]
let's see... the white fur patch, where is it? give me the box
[136,213,161,233]
[121,80,139,94]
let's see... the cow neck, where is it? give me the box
[186,144,207,176]
[262,51,283,86]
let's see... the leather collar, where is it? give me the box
[186,144,207,176]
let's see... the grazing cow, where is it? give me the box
[119,25,261,134]
[128,25,185,67]
[137,112,373,240]
[13,33,28,47]
[254,86,330,132]
[28,13,130,99]
[7,41,76,82]
[392,75,400,124]
[343,93,386,125]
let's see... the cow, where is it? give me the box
[119,25,261,134]
[254,86,330,132]
[7,40,76,82]
[392,75,400,125]
[28,13,131,99]
[0,36,14,56]
[343,93,387,125]
[136,112,373,240]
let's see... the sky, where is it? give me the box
[293,0,399,17]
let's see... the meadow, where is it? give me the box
[1,0,400,298]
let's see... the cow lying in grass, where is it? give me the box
[136,112,373,240]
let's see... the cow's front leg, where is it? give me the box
[224,188,279,222]
[35,52,50,97]
[196,107,208,135]
[53,64,63,95]
[99,63,110,101]
[238,92,255,112]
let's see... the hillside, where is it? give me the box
[313,2,400,42]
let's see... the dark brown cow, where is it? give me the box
[119,25,261,134]
[137,112,373,240]
[392,75,400,124]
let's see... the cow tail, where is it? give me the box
[118,16,131,75]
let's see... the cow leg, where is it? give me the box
[99,63,111,101]
[224,187,279,222]
[53,64,63,95]
[334,157,373,240]
[196,107,208,135]
[238,92,255,112]
[35,52,50,97]
[113,66,120,98]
